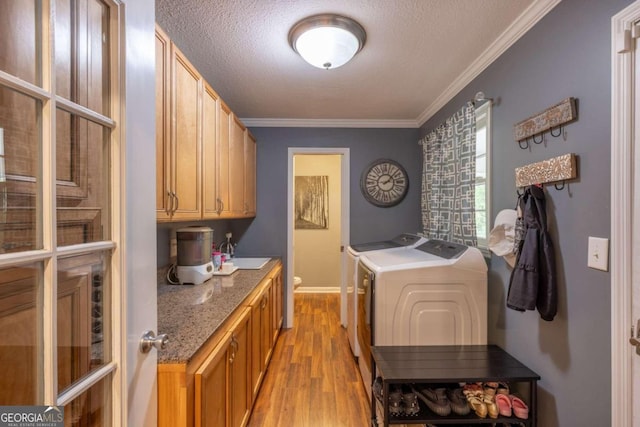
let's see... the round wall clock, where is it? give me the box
[360,158,409,207]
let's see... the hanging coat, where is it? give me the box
[507,185,557,321]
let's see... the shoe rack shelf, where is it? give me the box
[370,345,540,427]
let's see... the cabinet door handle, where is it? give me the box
[166,191,173,216]
[261,294,267,309]
[229,335,238,363]
[173,192,179,214]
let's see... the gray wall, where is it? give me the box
[234,127,422,259]
[419,0,631,425]
[156,128,421,273]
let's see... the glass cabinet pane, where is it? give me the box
[0,85,42,254]
[57,251,111,394]
[56,109,110,246]
[0,1,40,86]
[55,0,110,116]
[0,262,44,405]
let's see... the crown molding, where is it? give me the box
[241,117,420,128]
[416,0,562,127]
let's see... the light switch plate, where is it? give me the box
[587,237,609,271]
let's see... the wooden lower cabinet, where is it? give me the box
[158,262,282,427]
[195,307,251,427]
[249,279,271,401]
[271,265,283,346]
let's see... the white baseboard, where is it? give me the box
[294,286,340,294]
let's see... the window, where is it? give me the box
[475,102,491,249]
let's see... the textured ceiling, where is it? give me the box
[156,0,556,127]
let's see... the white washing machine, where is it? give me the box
[356,239,488,392]
[346,233,426,357]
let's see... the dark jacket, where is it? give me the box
[507,185,557,321]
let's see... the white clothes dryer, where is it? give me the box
[356,239,488,392]
[346,233,426,357]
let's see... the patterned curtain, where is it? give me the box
[419,102,477,246]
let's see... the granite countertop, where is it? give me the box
[157,258,279,364]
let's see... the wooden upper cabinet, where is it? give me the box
[202,83,219,219]
[156,24,202,222]
[155,26,172,220]
[229,115,246,216]
[216,101,232,218]
[154,24,256,222]
[244,131,256,216]
[170,45,202,220]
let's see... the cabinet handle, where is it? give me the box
[229,335,238,363]
[173,192,179,213]
[170,192,177,216]
[166,191,173,216]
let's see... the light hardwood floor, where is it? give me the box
[247,293,371,427]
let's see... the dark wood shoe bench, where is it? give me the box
[370,345,540,426]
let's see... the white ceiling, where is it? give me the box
[155,0,559,128]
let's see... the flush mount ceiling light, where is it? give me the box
[288,14,366,70]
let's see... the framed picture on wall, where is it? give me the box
[295,176,329,229]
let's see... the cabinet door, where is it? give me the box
[155,25,172,220]
[243,131,256,217]
[195,308,251,427]
[170,45,202,220]
[195,331,231,427]
[216,101,232,217]
[229,308,251,427]
[249,284,267,401]
[261,279,273,368]
[271,265,283,344]
[202,83,219,219]
[229,115,246,216]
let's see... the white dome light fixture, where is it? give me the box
[288,14,366,70]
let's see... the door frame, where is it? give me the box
[286,148,350,328]
[611,2,640,426]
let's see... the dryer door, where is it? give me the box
[356,261,374,373]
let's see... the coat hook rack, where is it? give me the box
[515,153,577,189]
[514,97,577,149]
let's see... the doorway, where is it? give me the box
[286,148,350,328]
[611,1,640,425]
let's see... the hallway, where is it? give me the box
[247,293,370,426]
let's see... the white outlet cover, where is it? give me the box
[587,236,609,271]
